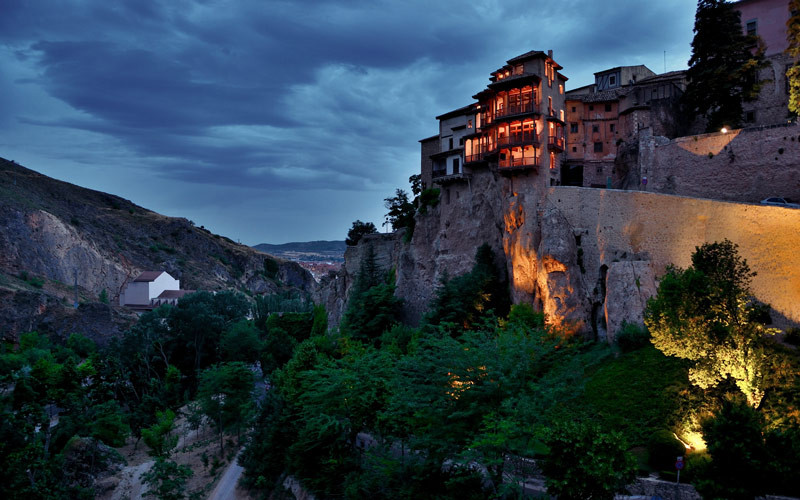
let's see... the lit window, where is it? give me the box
[560,109,565,121]
[549,152,556,169]
[559,84,564,94]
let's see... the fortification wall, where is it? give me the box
[641,123,800,204]
[548,187,800,326]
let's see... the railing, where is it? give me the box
[548,136,565,149]
[495,102,538,119]
[432,169,448,178]
[499,156,538,168]
[464,153,484,164]
[498,131,539,147]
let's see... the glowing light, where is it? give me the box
[720,127,728,134]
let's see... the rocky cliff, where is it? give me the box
[319,165,800,339]
[0,158,317,343]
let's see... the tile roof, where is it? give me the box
[156,290,195,299]
[133,271,165,282]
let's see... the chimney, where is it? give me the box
[547,49,553,59]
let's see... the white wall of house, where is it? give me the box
[149,273,180,301]
[120,272,180,306]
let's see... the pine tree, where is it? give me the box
[683,0,767,131]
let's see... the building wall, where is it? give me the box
[150,273,180,301]
[735,0,792,126]
[420,136,439,189]
[120,281,150,306]
[548,186,800,326]
[640,123,800,203]
[735,0,790,55]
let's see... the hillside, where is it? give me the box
[0,157,317,343]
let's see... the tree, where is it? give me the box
[695,399,770,500]
[383,189,415,232]
[346,220,378,246]
[683,0,767,131]
[645,240,779,406]
[142,458,192,500]
[787,1,800,115]
[197,362,255,453]
[142,409,179,458]
[541,421,637,500]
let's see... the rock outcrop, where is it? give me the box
[0,158,317,342]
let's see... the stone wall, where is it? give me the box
[639,122,800,204]
[548,187,800,328]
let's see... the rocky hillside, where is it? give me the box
[0,158,317,343]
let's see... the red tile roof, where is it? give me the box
[133,271,165,282]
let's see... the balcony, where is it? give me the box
[548,136,565,151]
[465,153,487,164]
[495,102,539,119]
[432,170,471,184]
[498,131,539,147]
[499,156,538,172]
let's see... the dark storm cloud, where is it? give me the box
[0,0,695,242]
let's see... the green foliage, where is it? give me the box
[695,399,770,500]
[507,303,545,330]
[346,219,378,246]
[683,0,767,131]
[220,320,261,363]
[646,240,779,406]
[541,421,637,500]
[582,345,687,445]
[142,458,192,500]
[142,409,179,458]
[383,188,415,236]
[417,188,440,215]
[787,1,800,115]
[98,288,109,304]
[688,0,768,127]
[424,244,510,332]
[340,245,403,343]
[614,321,650,352]
[263,257,279,279]
[197,362,255,453]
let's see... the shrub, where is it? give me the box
[784,327,800,346]
[417,188,441,215]
[345,220,377,246]
[615,322,650,352]
[647,429,686,472]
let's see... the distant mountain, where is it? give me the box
[253,240,346,263]
[0,157,317,343]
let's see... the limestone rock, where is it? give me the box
[603,260,657,342]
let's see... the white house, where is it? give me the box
[119,271,180,307]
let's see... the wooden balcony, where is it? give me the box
[495,102,539,119]
[498,131,539,147]
[498,156,538,175]
[548,136,565,151]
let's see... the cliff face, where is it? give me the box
[0,158,317,343]
[320,166,800,338]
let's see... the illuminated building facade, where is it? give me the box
[421,50,568,188]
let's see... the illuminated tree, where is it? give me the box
[645,240,779,407]
[683,0,767,130]
[787,0,800,115]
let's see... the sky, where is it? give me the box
[0,0,697,245]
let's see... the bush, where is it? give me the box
[615,322,650,352]
[542,421,637,500]
[784,327,800,346]
[647,430,686,472]
[417,188,440,215]
[346,220,377,246]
